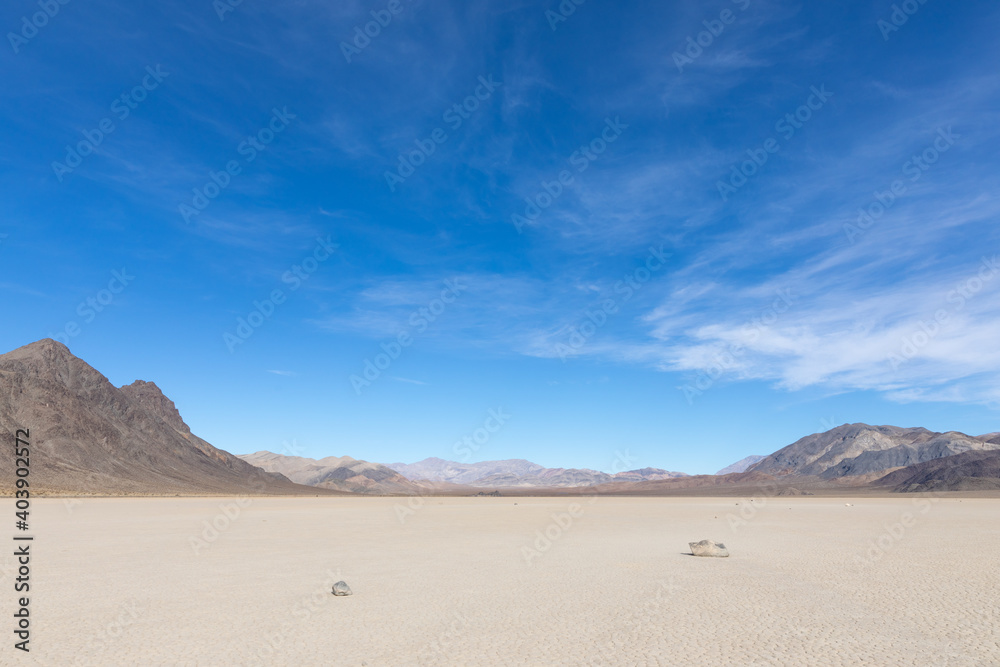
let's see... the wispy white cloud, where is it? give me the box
[392,376,427,385]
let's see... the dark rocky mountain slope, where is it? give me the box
[874,450,1000,492]
[0,339,320,495]
[748,424,1000,479]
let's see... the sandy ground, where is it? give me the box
[3,496,998,666]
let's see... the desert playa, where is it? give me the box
[12,496,999,666]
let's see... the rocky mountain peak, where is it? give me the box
[119,380,190,434]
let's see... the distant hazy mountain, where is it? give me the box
[387,458,545,485]
[239,452,422,494]
[874,450,1000,492]
[716,455,766,475]
[0,339,311,495]
[747,424,1000,479]
[388,457,687,487]
[610,467,689,482]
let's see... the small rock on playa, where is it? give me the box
[689,540,729,558]
[332,581,353,596]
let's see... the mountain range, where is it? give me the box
[387,457,688,487]
[2,339,999,496]
[239,451,423,494]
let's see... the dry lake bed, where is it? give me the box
[4,496,998,666]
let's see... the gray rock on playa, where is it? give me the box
[332,581,353,596]
[689,540,729,557]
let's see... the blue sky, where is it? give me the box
[2,0,999,474]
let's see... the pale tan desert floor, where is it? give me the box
[3,496,999,666]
